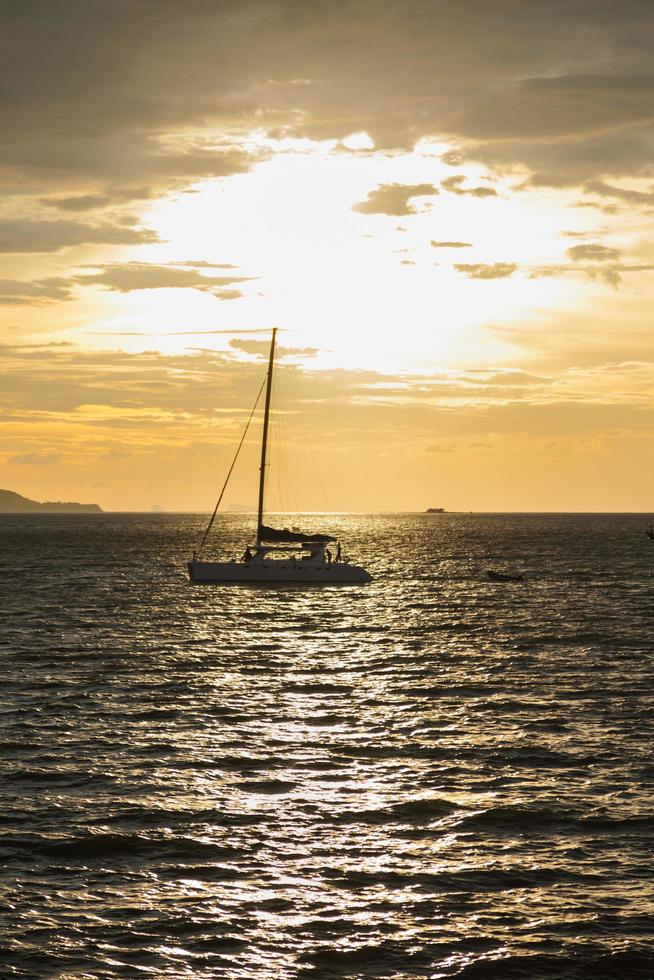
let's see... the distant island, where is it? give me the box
[425,507,446,513]
[0,489,102,513]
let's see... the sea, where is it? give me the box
[1,512,653,979]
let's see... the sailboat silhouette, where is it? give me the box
[188,329,372,584]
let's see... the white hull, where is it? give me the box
[189,558,371,585]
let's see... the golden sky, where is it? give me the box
[1,1,653,511]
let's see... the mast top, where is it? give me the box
[256,328,277,546]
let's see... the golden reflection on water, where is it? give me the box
[1,513,653,977]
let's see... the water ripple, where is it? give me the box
[1,512,653,978]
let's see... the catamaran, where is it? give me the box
[188,329,372,584]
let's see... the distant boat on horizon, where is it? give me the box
[425,507,446,513]
[188,329,372,585]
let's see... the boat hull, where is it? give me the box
[188,559,371,585]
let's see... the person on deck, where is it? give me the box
[242,546,253,563]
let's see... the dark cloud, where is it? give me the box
[211,289,244,301]
[430,240,473,248]
[583,179,654,206]
[76,262,255,296]
[352,183,438,215]
[591,267,622,288]
[441,175,497,198]
[567,243,621,262]
[1,1,654,204]
[574,199,623,216]
[441,150,466,167]
[481,126,654,190]
[169,261,239,269]
[0,277,73,305]
[39,189,153,211]
[530,260,654,288]
[454,262,517,279]
[451,74,654,143]
[0,219,158,253]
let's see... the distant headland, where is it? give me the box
[425,507,446,513]
[0,489,102,513]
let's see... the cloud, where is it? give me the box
[452,74,654,143]
[591,267,622,288]
[229,339,319,359]
[454,262,517,279]
[2,341,650,423]
[0,219,159,253]
[583,180,654,207]
[430,240,473,248]
[566,243,621,262]
[76,262,254,297]
[212,289,245,301]
[39,188,153,211]
[352,183,438,216]
[455,71,654,186]
[441,150,466,167]
[9,451,61,464]
[441,175,497,198]
[0,277,73,305]
[168,260,239,269]
[2,343,653,515]
[2,2,654,203]
[530,260,654,289]
[560,229,602,239]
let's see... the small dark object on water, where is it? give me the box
[487,569,524,582]
[646,527,654,540]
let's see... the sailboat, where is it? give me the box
[188,328,372,584]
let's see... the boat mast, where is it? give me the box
[256,327,277,545]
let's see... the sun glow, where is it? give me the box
[98,138,584,370]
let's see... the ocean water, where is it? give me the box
[1,512,653,979]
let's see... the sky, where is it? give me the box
[1,0,654,512]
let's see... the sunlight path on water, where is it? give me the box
[0,513,653,978]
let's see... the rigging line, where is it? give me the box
[286,363,329,513]
[271,368,293,515]
[196,376,267,556]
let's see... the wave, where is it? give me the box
[236,779,297,794]
[3,512,653,978]
[5,832,253,862]
[456,804,578,832]
[327,797,458,825]
[90,804,268,828]
[454,948,654,979]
